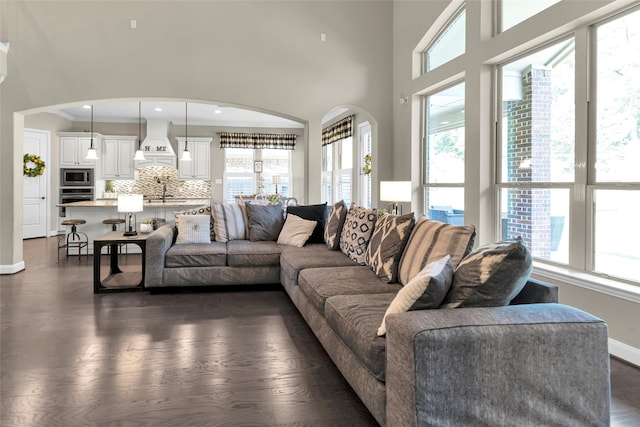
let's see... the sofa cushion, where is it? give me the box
[366,212,415,283]
[226,240,282,267]
[212,203,247,242]
[279,244,358,288]
[246,203,285,241]
[175,215,212,245]
[298,266,402,314]
[442,237,532,308]
[397,217,476,286]
[277,214,317,247]
[339,205,377,265]
[165,242,227,268]
[377,255,453,336]
[286,203,327,244]
[324,200,347,250]
[325,293,396,382]
[173,205,214,241]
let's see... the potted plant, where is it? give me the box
[140,218,156,233]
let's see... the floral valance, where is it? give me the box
[322,115,354,146]
[219,132,297,150]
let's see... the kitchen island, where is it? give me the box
[57,199,210,254]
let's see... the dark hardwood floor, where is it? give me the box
[2,237,639,426]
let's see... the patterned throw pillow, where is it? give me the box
[211,204,247,242]
[324,200,348,250]
[366,212,416,283]
[175,215,212,245]
[174,205,214,241]
[377,255,453,336]
[397,217,476,286]
[339,204,377,265]
[441,237,532,308]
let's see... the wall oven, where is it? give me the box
[59,187,94,217]
[61,168,94,187]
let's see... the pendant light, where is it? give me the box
[181,102,192,162]
[85,104,99,160]
[133,102,146,161]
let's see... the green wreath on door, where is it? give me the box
[23,153,46,177]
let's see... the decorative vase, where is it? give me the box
[140,223,153,233]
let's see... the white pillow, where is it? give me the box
[377,255,453,336]
[175,215,212,245]
[277,214,318,247]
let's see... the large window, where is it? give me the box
[358,123,372,209]
[223,148,291,203]
[592,9,640,282]
[322,137,353,205]
[423,82,465,224]
[496,7,640,284]
[424,7,466,72]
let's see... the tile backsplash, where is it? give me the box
[108,166,211,199]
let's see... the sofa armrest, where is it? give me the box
[385,304,610,427]
[145,224,175,287]
[510,278,558,304]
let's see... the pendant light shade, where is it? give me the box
[181,102,192,162]
[134,101,146,161]
[86,104,99,160]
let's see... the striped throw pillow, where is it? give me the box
[211,204,247,242]
[397,217,476,286]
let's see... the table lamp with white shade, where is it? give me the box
[117,194,143,236]
[272,175,281,194]
[380,181,412,215]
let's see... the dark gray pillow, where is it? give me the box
[246,203,284,241]
[441,237,532,308]
[286,203,327,244]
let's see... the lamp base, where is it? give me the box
[123,230,138,237]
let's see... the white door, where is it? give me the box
[23,129,49,239]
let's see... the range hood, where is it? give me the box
[141,119,176,157]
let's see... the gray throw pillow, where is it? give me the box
[246,203,285,241]
[441,237,532,308]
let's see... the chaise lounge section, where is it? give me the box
[144,202,611,426]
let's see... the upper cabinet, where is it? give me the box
[101,136,136,179]
[177,137,212,180]
[58,132,100,167]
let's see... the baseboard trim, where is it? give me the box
[0,261,26,275]
[609,338,640,367]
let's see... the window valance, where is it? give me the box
[219,132,297,150]
[322,115,354,146]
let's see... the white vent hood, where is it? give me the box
[141,119,176,157]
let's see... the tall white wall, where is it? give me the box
[0,1,393,271]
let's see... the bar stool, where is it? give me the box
[103,218,125,231]
[58,219,89,262]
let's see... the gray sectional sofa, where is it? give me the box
[145,210,611,426]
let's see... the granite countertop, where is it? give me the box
[58,199,210,208]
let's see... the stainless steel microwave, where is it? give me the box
[61,168,94,187]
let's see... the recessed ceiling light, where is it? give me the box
[154,107,162,112]
[214,110,222,114]
[82,105,91,109]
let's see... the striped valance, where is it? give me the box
[219,132,297,150]
[322,115,354,146]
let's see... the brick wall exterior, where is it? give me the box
[505,65,552,256]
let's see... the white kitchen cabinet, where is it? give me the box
[58,132,101,167]
[101,136,136,179]
[135,156,177,169]
[177,137,212,180]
